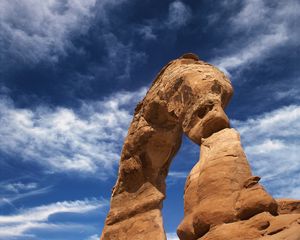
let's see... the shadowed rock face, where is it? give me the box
[100,54,300,240]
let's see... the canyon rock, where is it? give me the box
[200,212,300,240]
[277,199,300,215]
[100,54,300,240]
[100,54,233,240]
[177,128,278,240]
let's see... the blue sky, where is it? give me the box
[0,0,299,239]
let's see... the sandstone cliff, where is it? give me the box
[100,54,300,240]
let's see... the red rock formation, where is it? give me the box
[100,54,233,240]
[100,54,300,240]
[177,128,279,240]
[277,199,300,214]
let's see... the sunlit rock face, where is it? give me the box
[100,53,233,240]
[177,128,278,240]
[100,54,300,240]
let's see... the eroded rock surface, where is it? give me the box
[277,199,300,215]
[100,54,300,240]
[100,54,233,240]
[177,129,281,240]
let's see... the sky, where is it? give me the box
[0,0,299,239]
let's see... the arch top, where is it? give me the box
[180,53,200,61]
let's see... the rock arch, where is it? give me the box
[100,54,233,239]
[100,54,300,240]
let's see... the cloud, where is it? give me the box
[0,87,147,178]
[0,0,97,65]
[0,186,52,208]
[166,1,192,28]
[214,27,288,74]
[232,105,300,199]
[211,0,300,74]
[0,198,106,238]
[167,171,188,186]
[168,171,187,179]
[137,25,157,40]
[167,232,179,240]
[3,182,38,193]
[102,33,147,80]
[230,0,267,30]
[137,1,191,41]
[274,87,300,101]
[86,234,100,240]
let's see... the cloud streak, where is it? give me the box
[3,182,38,193]
[167,232,179,240]
[0,87,147,178]
[0,198,106,238]
[166,0,192,29]
[211,0,300,75]
[137,0,191,41]
[0,186,52,208]
[0,0,97,65]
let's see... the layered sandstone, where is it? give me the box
[177,128,278,240]
[178,128,300,239]
[100,54,300,240]
[100,53,233,240]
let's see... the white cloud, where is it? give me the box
[231,0,267,30]
[0,0,97,64]
[86,234,100,240]
[212,0,300,74]
[166,1,192,28]
[245,139,285,154]
[3,182,38,193]
[167,232,179,240]
[274,88,300,101]
[0,199,101,224]
[168,171,187,179]
[214,27,288,73]
[0,186,52,208]
[137,25,157,40]
[137,0,191,41]
[167,171,188,186]
[232,105,300,199]
[0,198,105,238]
[0,87,147,178]
[103,33,147,80]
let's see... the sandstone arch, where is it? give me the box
[100,53,233,239]
[100,54,300,240]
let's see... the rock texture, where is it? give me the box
[100,53,233,240]
[100,53,300,240]
[277,199,300,215]
[177,128,300,240]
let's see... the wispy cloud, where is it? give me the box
[2,182,38,193]
[86,234,100,240]
[167,171,188,186]
[0,198,106,238]
[166,0,192,29]
[0,87,147,178]
[102,33,147,80]
[168,171,187,179]
[211,0,300,75]
[232,105,300,199]
[137,0,191,40]
[167,232,179,240]
[274,87,300,101]
[137,25,157,40]
[0,0,97,65]
[0,186,52,208]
